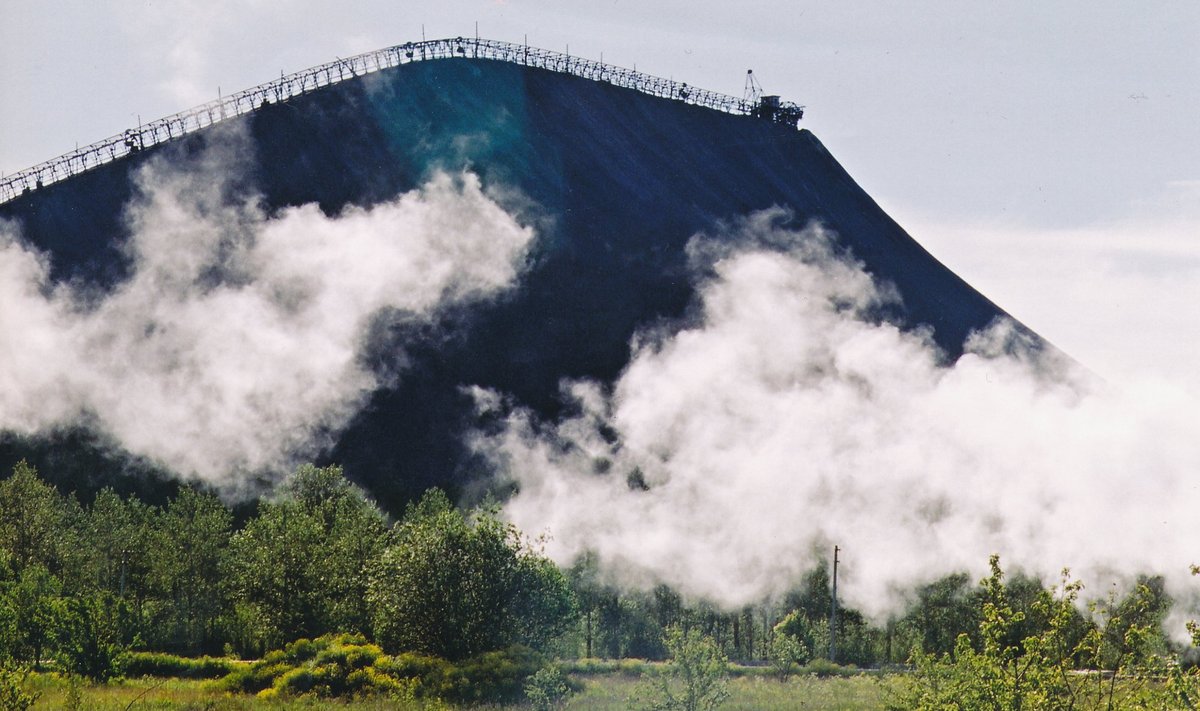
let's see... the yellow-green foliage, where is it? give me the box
[223,633,389,698]
[373,651,455,697]
[122,651,236,679]
[630,626,730,711]
[524,664,576,711]
[23,669,895,710]
[448,645,543,703]
[220,633,542,703]
[891,556,1200,711]
[0,664,39,711]
[374,645,544,703]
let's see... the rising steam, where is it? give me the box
[471,209,1200,623]
[0,134,535,488]
[3,132,1196,629]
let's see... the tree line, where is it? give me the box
[0,460,1196,693]
[0,461,571,679]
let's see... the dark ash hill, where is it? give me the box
[0,55,1021,510]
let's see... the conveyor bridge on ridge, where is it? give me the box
[0,37,805,205]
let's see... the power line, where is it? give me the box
[829,544,839,663]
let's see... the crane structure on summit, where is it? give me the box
[0,37,806,204]
[745,69,805,127]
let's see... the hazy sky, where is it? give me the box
[2,1,1197,384]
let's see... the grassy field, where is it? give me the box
[21,670,895,710]
[25,674,415,710]
[567,673,894,710]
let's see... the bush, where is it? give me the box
[222,634,391,697]
[631,626,729,711]
[51,595,127,682]
[367,491,575,661]
[557,657,655,677]
[801,657,857,678]
[380,645,544,704]
[0,664,38,711]
[525,664,574,711]
[222,660,292,695]
[122,651,236,679]
[373,651,454,699]
[892,556,1200,711]
[223,634,545,704]
[769,612,812,679]
[447,645,543,704]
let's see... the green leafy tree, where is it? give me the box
[77,488,157,654]
[589,587,679,661]
[784,565,833,630]
[1165,564,1200,709]
[225,465,387,652]
[778,561,883,664]
[893,556,1189,711]
[525,664,574,711]
[770,610,813,677]
[367,489,574,660]
[51,593,128,682]
[568,551,606,658]
[0,462,69,576]
[226,496,325,650]
[1098,574,1172,670]
[894,557,1063,710]
[279,464,388,634]
[631,625,729,711]
[0,593,14,662]
[0,664,39,711]
[5,565,60,669]
[899,572,980,657]
[151,487,231,654]
[82,488,156,600]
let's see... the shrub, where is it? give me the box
[374,651,454,698]
[892,556,1200,711]
[618,658,653,677]
[447,645,543,704]
[122,651,235,679]
[802,657,856,678]
[51,595,127,682]
[222,660,293,695]
[769,614,812,679]
[381,645,544,703]
[223,634,382,696]
[222,634,545,703]
[525,664,574,711]
[631,626,729,711]
[367,491,575,661]
[0,664,38,711]
[557,658,650,676]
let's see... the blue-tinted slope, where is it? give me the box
[0,58,1017,508]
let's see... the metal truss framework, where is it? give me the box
[0,37,805,205]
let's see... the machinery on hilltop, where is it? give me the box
[745,69,805,127]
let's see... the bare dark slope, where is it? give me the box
[0,58,1019,508]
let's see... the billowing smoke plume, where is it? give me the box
[471,208,1200,623]
[0,136,535,488]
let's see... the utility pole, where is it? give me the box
[829,545,839,662]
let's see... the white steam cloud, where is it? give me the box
[0,141,534,487]
[472,208,1200,623]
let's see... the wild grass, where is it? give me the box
[24,672,428,710]
[23,669,894,710]
[564,672,894,711]
[123,651,242,680]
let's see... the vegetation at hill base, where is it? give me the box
[0,460,1197,709]
[890,556,1200,710]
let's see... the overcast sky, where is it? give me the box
[2,1,1197,385]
